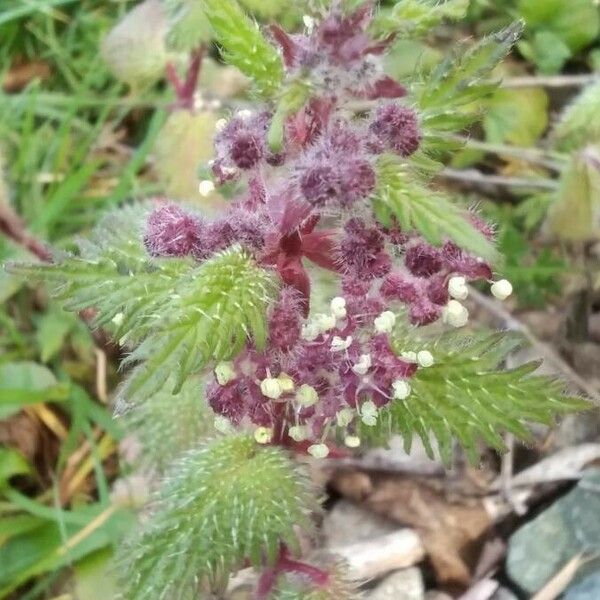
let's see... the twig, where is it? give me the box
[503,74,599,89]
[468,286,600,406]
[0,200,52,261]
[449,135,566,172]
[438,167,559,191]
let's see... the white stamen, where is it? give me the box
[417,350,434,368]
[448,276,468,300]
[215,361,236,386]
[361,400,378,426]
[289,425,308,442]
[344,435,361,448]
[237,109,252,119]
[307,443,329,459]
[301,322,321,342]
[336,408,355,427]
[442,299,469,328]
[331,335,353,352]
[491,279,513,300]
[296,384,319,406]
[215,118,228,131]
[330,296,347,319]
[392,380,411,400]
[214,415,234,434]
[198,179,215,197]
[254,427,273,444]
[260,377,282,399]
[277,373,295,393]
[374,311,396,334]
[352,354,372,376]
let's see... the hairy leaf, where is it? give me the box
[119,246,278,406]
[371,0,469,39]
[416,21,523,149]
[202,0,284,97]
[120,436,315,599]
[360,330,588,464]
[373,155,499,263]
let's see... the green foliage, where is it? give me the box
[373,155,499,264]
[120,436,315,600]
[552,80,600,152]
[371,0,469,39]
[361,330,588,464]
[547,148,600,241]
[202,0,284,97]
[9,204,278,408]
[416,21,524,148]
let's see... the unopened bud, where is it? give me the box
[491,279,513,300]
[215,361,236,386]
[260,377,282,399]
[417,350,434,368]
[448,276,468,300]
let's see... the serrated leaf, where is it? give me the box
[119,246,277,406]
[373,155,499,263]
[371,0,469,39]
[201,0,284,97]
[417,21,523,147]
[119,436,315,599]
[361,330,588,464]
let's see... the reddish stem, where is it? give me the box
[255,545,330,600]
[165,46,205,111]
[0,202,52,262]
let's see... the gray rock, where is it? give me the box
[507,469,600,595]
[367,568,424,600]
[564,571,600,599]
[323,499,397,547]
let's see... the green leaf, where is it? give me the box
[373,155,499,263]
[0,448,31,489]
[417,21,523,146]
[484,86,549,147]
[517,30,572,74]
[119,245,277,407]
[371,0,469,39]
[0,362,69,419]
[517,0,600,54]
[119,436,316,599]
[361,330,589,464]
[547,147,600,241]
[552,80,600,152]
[35,304,78,363]
[202,0,284,97]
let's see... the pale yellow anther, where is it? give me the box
[296,384,318,407]
[215,361,236,386]
[260,377,283,399]
[307,443,329,458]
[254,427,273,444]
[374,311,396,334]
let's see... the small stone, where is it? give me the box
[368,567,424,600]
[323,499,397,547]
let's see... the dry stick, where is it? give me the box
[503,74,599,89]
[468,286,600,406]
[438,167,559,191]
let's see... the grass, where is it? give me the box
[0,1,172,597]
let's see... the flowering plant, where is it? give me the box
[10,1,587,598]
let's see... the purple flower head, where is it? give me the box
[380,272,419,303]
[298,162,342,207]
[207,380,246,424]
[339,218,390,279]
[409,297,442,326]
[144,203,204,258]
[404,241,443,278]
[370,102,422,157]
[340,158,376,206]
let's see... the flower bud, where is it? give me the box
[331,335,353,352]
[442,300,469,328]
[277,373,295,393]
[215,361,236,386]
[308,443,330,459]
[336,408,355,427]
[352,354,372,375]
[344,435,361,448]
[296,384,319,406]
[490,279,513,301]
[392,380,411,400]
[260,377,283,399]
[417,350,434,368]
[289,425,309,442]
[254,427,273,444]
[374,311,396,333]
[330,296,347,319]
[448,276,468,301]
[361,400,378,426]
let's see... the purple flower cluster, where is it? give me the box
[142,3,499,452]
